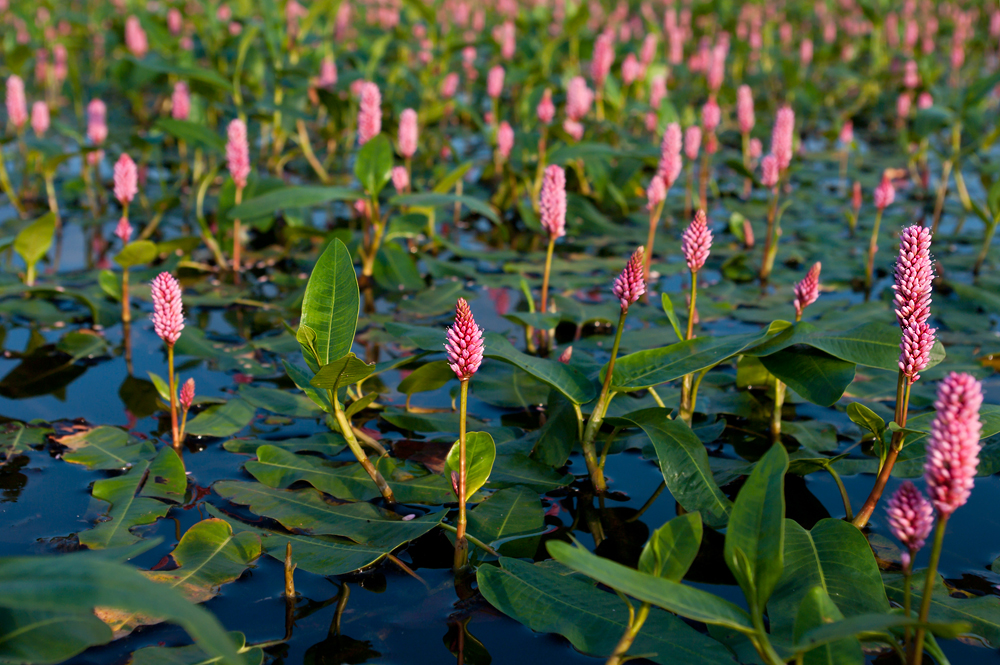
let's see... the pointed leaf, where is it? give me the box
[299,238,360,369]
[445,432,496,502]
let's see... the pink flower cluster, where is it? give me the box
[925,372,983,517]
[894,225,935,383]
[682,210,712,273]
[591,32,615,87]
[172,82,190,121]
[771,105,795,171]
[6,75,26,130]
[180,378,196,410]
[612,247,646,310]
[487,66,505,99]
[761,154,779,188]
[398,108,418,159]
[874,174,895,210]
[539,165,566,239]
[87,99,107,145]
[115,217,133,244]
[357,82,382,145]
[646,175,666,211]
[318,56,338,88]
[537,88,555,125]
[391,166,409,194]
[684,125,701,161]
[31,101,48,137]
[446,298,484,380]
[113,153,138,206]
[497,121,514,160]
[226,119,251,190]
[566,76,593,121]
[151,272,185,345]
[886,481,934,562]
[125,16,148,58]
[737,85,754,135]
[793,262,821,319]
[657,123,683,189]
[701,99,721,134]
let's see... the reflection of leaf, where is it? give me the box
[0,346,86,400]
[303,634,381,665]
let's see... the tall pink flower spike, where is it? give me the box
[894,225,935,382]
[113,154,138,206]
[30,101,48,137]
[539,165,567,239]
[925,372,983,517]
[497,121,514,160]
[658,122,683,189]
[180,378,195,410]
[357,82,382,145]
[874,173,895,210]
[701,99,721,134]
[125,16,149,58]
[446,298,484,380]
[441,73,459,99]
[566,76,593,121]
[171,82,190,121]
[682,210,712,273]
[761,154,780,188]
[115,217,133,244]
[151,272,185,345]
[398,108,418,159]
[226,119,251,189]
[391,166,409,194]
[886,481,934,566]
[793,262,821,319]
[6,75,26,130]
[591,31,614,87]
[87,99,107,145]
[684,125,701,161]
[771,105,795,171]
[537,88,555,125]
[487,66,505,99]
[612,247,646,310]
[646,175,666,211]
[737,85,754,134]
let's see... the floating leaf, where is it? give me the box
[184,399,256,438]
[228,186,360,220]
[59,426,156,470]
[483,332,596,405]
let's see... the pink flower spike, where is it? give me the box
[31,101,49,137]
[749,138,762,161]
[391,165,409,194]
[497,121,514,160]
[487,66,505,99]
[446,298,484,380]
[701,99,721,133]
[226,119,251,190]
[771,105,795,171]
[318,56,338,88]
[646,175,666,211]
[115,217,133,245]
[180,378,195,410]
[899,321,936,383]
[540,165,567,239]
[657,122,683,189]
[684,125,701,161]
[171,82,190,121]
[917,93,933,110]
[151,272,185,345]
[682,210,712,273]
[125,16,149,58]
[924,372,983,517]
[558,346,573,363]
[87,99,107,145]
[886,481,934,554]
[893,224,934,331]
[537,88,555,125]
[853,181,863,212]
[398,108,418,159]
[591,32,615,87]
[566,76,593,121]
[874,173,895,211]
[839,120,853,146]
[113,154,139,206]
[6,75,26,130]
[621,54,641,86]
[563,119,584,142]
[761,154,780,188]
[357,82,382,145]
[612,247,646,310]
[737,85,754,134]
[793,262,821,319]
[441,73,459,99]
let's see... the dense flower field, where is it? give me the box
[1,0,1000,664]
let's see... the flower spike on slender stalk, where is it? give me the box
[642,175,667,286]
[679,211,711,425]
[582,247,645,494]
[398,107,417,182]
[178,378,195,443]
[865,172,895,297]
[793,262,821,321]
[31,102,48,138]
[912,372,982,665]
[227,119,250,282]
[446,298,484,572]
[886,481,934,567]
[538,164,566,327]
[357,82,382,145]
[151,272,185,450]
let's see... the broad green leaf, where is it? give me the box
[0,609,112,664]
[14,213,55,281]
[0,553,241,665]
[884,571,1000,647]
[98,269,122,301]
[354,134,393,196]
[130,56,231,89]
[390,192,501,225]
[222,432,345,455]
[237,385,324,418]
[0,424,48,461]
[310,353,376,390]
[846,402,886,441]
[483,332,596,405]
[79,447,186,549]
[282,359,332,413]
[184,399,256,438]
[129,631,263,665]
[227,186,360,220]
[638,512,703,580]
[59,426,156,470]
[546,540,754,632]
[114,240,158,269]
[607,409,731,529]
[759,347,856,406]
[153,118,227,153]
[488,452,573,492]
[769,519,889,641]
[299,239,360,369]
[445,432,496,502]
[214,480,443,545]
[792,587,863,665]
[724,443,788,612]
[397,360,455,396]
[477,558,737,665]
[793,613,965,652]
[467,487,544,558]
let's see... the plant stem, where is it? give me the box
[233,186,244,284]
[759,187,780,284]
[168,343,180,450]
[0,150,26,219]
[974,216,999,277]
[332,394,395,504]
[643,201,665,288]
[581,307,627,494]
[865,208,884,299]
[44,173,60,229]
[539,235,556,317]
[770,379,786,442]
[930,160,952,236]
[296,119,329,183]
[606,602,651,665]
[903,552,914,648]
[454,379,470,572]
[827,465,853,521]
[439,522,498,557]
[910,516,948,665]
[626,480,666,523]
[680,271,698,424]
[121,267,131,324]
[854,371,911,527]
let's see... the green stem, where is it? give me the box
[581,307,627,493]
[910,516,948,665]
[0,149,26,219]
[439,522,498,557]
[760,187,781,284]
[826,464,853,521]
[454,379,470,572]
[540,236,556,316]
[605,602,651,665]
[865,208,884,298]
[770,380,786,443]
[903,553,914,648]
[854,371,911,527]
[974,216,999,277]
[643,201,665,286]
[168,344,179,449]
[332,393,395,504]
[121,267,131,324]
[680,271,698,424]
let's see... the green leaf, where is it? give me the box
[129,631,263,665]
[14,213,55,278]
[184,399,256,438]
[98,269,122,301]
[153,118,227,154]
[237,385,324,418]
[397,360,455,396]
[759,347,856,406]
[79,447,186,549]
[227,186,360,221]
[884,571,1000,647]
[445,432,496,502]
[309,352,376,390]
[477,558,737,665]
[792,587,863,665]
[354,134,393,196]
[546,540,754,632]
[59,426,156,470]
[488,453,573,491]
[282,359,332,413]
[222,432,345,455]
[0,608,112,664]
[606,409,732,529]
[299,239,360,369]
[661,293,683,343]
[114,240,158,269]
[389,192,501,225]
[0,553,241,665]
[214,480,443,545]
[846,402,886,441]
[724,443,788,612]
[638,512,703,580]
[483,332,596,405]
[769,519,889,641]
[467,487,544,557]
